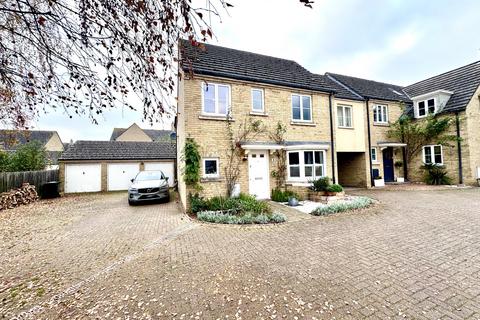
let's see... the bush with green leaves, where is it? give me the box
[0,141,47,172]
[197,211,286,224]
[422,164,452,185]
[310,197,373,216]
[182,138,202,189]
[310,177,330,192]
[188,193,208,214]
[271,188,301,202]
[326,184,343,193]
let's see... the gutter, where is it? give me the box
[455,112,464,184]
[328,93,336,184]
[366,98,374,187]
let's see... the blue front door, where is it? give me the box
[383,148,394,182]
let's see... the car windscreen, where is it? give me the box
[135,171,163,181]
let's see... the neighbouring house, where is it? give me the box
[0,129,65,169]
[403,61,480,185]
[58,141,176,193]
[110,123,175,142]
[326,73,412,185]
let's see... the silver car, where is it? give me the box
[128,170,170,205]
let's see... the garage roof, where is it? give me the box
[59,141,176,161]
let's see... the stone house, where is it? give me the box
[176,40,480,210]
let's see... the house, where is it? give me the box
[0,129,64,169]
[403,61,480,185]
[176,40,480,210]
[110,123,175,142]
[58,141,176,193]
[326,73,412,185]
[176,40,362,210]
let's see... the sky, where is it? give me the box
[33,0,480,142]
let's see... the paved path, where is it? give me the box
[1,189,480,319]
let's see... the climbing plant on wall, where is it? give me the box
[269,121,287,189]
[182,137,202,190]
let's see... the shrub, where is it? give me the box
[197,211,286,224]
[326,184,343,193]
[311,197,373,216]
[422,164,452,185]
[188,193,207,214]
[310,177,330,192]
[271,188,301,202]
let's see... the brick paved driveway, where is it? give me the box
[1,189,480,319]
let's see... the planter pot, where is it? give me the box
[309,191,345,202]
[396,177,405,183]
[374,179,385,187]
[308,191,326,202]
[288,197,299,206]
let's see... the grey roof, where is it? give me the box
[180,40,336,94]
[0,130,57,150]
[324,75,364,101]
[110,128,174,142]
[404,61,480,113]
[326,73,411,103]
[59,141,176,161]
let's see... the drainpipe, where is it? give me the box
[328,93,336,184]
[455,112,464,184]
[366,98,374,187]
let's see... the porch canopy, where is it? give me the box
[240,141,330,153]
[377,141,407,149]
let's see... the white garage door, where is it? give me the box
[65,164,102,193]
[107,163,140,191]
[144,162,175,186]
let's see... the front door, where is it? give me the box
[248,151,270,199]
[382,147,394,182]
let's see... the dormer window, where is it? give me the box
[418,98,435,117]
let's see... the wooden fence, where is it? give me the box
[0,169,59,193]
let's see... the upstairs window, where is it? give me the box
[417,98,435,117]
[337,105,352,128]
[251,88,264,112]
[373,105,388,124]
[202,83,230,116]
[292,94,312,122]
[423,145,443,165]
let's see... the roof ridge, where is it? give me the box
[405,60,480,89]
[326,72,404,88]
[324,74,364,99]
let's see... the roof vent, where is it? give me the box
[389,88,404,96]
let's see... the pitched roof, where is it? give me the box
[110,127,174,142]
[326,73,411,103]
[59,141,176,161]
[403,61,480,113]
[0,130,57,150]
[180,40,336,94]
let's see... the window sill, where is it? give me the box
[201,176,224,182]
[249,111,268,117]
[338,126,354,130]
[198,115,233,121]
[372,161,380,165]
[285,181,312,187]
[290,121,316,127]
[373,122,390,127]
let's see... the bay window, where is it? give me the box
[287,150,326,181]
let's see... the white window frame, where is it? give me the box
[416,98,436,118]
[201,82,231,117]
[251,88,264,113]
[373,104,389,124]
[422,145,443,165]
[371,147,378,162]
[287,150,326,182]
[203,158,220,178]
[337,105,353,128]
[291,94,312,122]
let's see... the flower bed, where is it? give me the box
[189,193,286,224]
[310,196,374,216]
